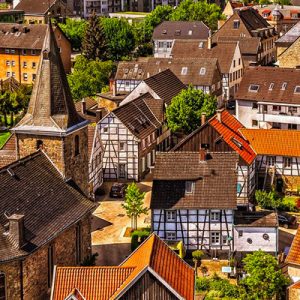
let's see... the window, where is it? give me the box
[288,123,297,130]
[237,183,242,194]
[188,30,192,35]
[272,122,281,129]
[238,230,243,237]
[199,41,204,48]
[6,72,10,78]
[284,157,292,168]
[222,235,229,245]
[5,49,9,54]
[23,61,27,68]
[181,67,188,75]
[103,127,108,133]
[281,82,287,90]
[233,60,236,68]
[252,102,258,109]
[249,84,259,92]
[32,62,36,69]
[10,49,15,54]
[32,74,36,81]
[233,20,240,29]
[31,50,36,55]
[22,49,26,55]
[23,73,28,81]
[252,120,258,127]
[269,83,274,90]
[0,272,5,300]
[11,72,15,78]
[74,135,80,156]
[199,67,206,75]
[266,156,276,166]
[238,58,241,65]
[75,223,82,264]
[273,105,280,111]
[288,106,297,114]
[5,60,10,66]
[36,140,43,149]
[166,231,176,240]
[11,61,15,67]
[166,210,176,222]
[47,245,54,288]
[185,181,195,194]
[119,141,126,151]
[211,211,220,222]
[294,86,300,94]
[211,232,220,245]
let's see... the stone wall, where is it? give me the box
[278,39,300,68]
[0,214,92,300]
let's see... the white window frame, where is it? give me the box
[281,82,287,90]
[266,156,276,166]
[199,67,206,75]
[5,60,10,66]
[181,67,188,75]
[166,231,176,240]
[11,60,15,67]
[211,231,220,245]
[211,211,220,222]
[249,84,259,92]
[23,73,28,81]
[283,157,292,168]
[166,210,176,222]
[185,181,195,194]
[119,141,126,151]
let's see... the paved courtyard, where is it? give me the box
[91,175,152,265]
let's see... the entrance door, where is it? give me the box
[119,163,126,179]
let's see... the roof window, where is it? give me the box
[188,30,192,35]
[199,41,204,48]
[233,20,240,29]
[175,29,181,36]
[281,82,287,90]
[162,29,167,34]
[269,83,274,90]
[181,67,188,75]
[294,86,300,94]
[231,137,243,149]
[199,67,206,75]
[124,68,129,74]
[249,84,260,92]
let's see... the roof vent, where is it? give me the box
[7,168,15,177]
[162,29,167,34]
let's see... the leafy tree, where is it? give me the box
[82,14,107,61]
[258,0,271,5]
[255,190,279,209]
[67,55,115,100]
[276,0,291,5]
[166,86,217,134]
[122,182,148,230]
[58,18,87,50]
[240,250,290,300]
[101,17,136,61]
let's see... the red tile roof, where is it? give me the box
[209,110,256,164]
[286,226,300,266]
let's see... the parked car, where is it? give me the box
[278,212,297,229]
[110,183,128,198]
[227,100,236,110]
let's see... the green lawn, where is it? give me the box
[0,132,11,149]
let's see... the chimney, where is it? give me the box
[22,26,29,33]
[96,109,103,123]
[81,99,86,114]
[201,112,206,125]
[216,109,222,123]
[7,214,25,249]
[199,148,206,161]
[207,29,212,49]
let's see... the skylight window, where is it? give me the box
[281,82,287,90]
[198,41,204,48]
[199,67,206,75]
[249,84,260,92]
[181,67,188,75]
[175,29,181,36]
[294,86,300,94]
[269,83,274,90]
[188,30,192,35]
[162,29,167,34]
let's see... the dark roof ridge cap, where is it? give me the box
[56,266,136,270]
[113,92,153,112]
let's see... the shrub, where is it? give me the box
[130,229,150,251]
[278,197,298,212]
[195,277,210,292]
[192,250,204,261]
[255,190,279,209]
[209,277,240,298]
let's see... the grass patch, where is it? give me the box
[0,132,11,149]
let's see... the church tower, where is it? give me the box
[12,22,89,195]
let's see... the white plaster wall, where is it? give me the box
[236,99,257,128]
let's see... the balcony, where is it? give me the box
[256,112,300,125]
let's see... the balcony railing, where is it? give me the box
[256,112,300,124]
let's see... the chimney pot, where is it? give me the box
[199,148,206,161]
[81,99,86,114]
[201,112,206,125]
[216,109,222,123]
[7,214,25,249]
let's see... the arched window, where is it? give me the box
[36,140,43,150]
[74,135,80,156]
[0,272,6,300]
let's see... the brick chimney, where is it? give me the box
[7,214,25,249]
[216,109,222,123]
[207,29,212,49]
[81,99,86,114]
[96,109,103,123]
[201,112,206,125]
[199,148,206,161]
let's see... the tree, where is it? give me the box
[166,86,217,134]
[101,17,136,61]
[255,190,279,210]
[122,182,148,230]
[82,14,107,61]
[240,250,290,300]
[67,55,115,100]
[58,18,87,50]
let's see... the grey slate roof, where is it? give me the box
[276,21,300,44]
[151,152,238,209]
[0,151,95,262]
[15,0,57,15]
[13,23,85,134]
[234,211,278,227]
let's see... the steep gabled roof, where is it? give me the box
[13,22,86,134]
[16,0,59,15]
[286,226,300,266]
[276,21,300,44]
[0,151,95,262]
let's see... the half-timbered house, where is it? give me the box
[51,233,195,300]
[172,109,256,207]
[151,151,239,255]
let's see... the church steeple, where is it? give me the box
[14,22,86,133]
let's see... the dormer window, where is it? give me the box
[269,83,274,90]
[198,41,204,48]
[249,84,259,92]
[233,20,240,29]
[185,181,195,194]
[175,29,181,36]
[294,86,300,94]
[181,67,188,75]
[281,82,287,90]
[162,29,167,34]
[199,67,206,75]
[188,30,192,35]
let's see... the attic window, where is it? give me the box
[124,68,129,74]
[294,86,300,94]
[181,67,188,75]
[199,67,206,75]
[175,29,181,36]
[269,83,274,90]
[233,20,240,29]
[188,30,192,35]
[198,41,204,48]
[162,29,167,34]
[249,84,259,92]
[281,82,287,90]
[231,137,243,149]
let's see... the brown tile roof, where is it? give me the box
[171,40,239,74]
[0,150,16,168]
[52,234,195,300]
[75,98,99,123]
[52,266,136,300]
[14,23,85,133]
[234,211,278,227]
[235,66,300,104]
[151,152,238,209]
[113,93,162,139]
[276,21,300,44]
[0,133,15,151]
[0,151,95,262]
[240,128,300,157]
[286,226,300,265]
[152,21,209,40]
[15,0,57,15]
[0,77,21,93]
[116,58,220,90]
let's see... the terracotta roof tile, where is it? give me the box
[16,0,58,15]
[240,128,300,157]
[286,226,300,265]
[1,133,15,151]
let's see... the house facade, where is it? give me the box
[151,151,238,255]
[235,67,300,130]
[152,21,210,58]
